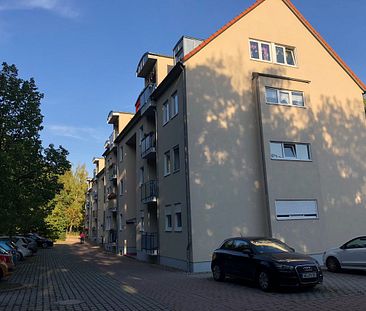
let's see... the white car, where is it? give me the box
[323,236,366,272]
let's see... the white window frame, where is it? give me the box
[171,92,178,118]
[270,142,311,161]
[274,44,296,66]
[165,206,172,231]
[139,126,144,145]
[249,39,297,67]
[265,87,305,107]
[174,204,182,232]
[139,167,144,186]
[173,145,180,172]
[119,213,123,231]
[164,151,171,176]
[163,100,170,125]
[249,39,272,62]
[119,178,124,196]
[275,200,318,220]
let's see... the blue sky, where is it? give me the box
[1,0,365,176]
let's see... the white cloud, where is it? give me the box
[46,125,106,141]
[0,0,79,18]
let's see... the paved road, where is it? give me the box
[1,238,366,310]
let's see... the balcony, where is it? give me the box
[141,180,158,204]
[109,165,117,181]
[141,133,156,159]
[107,192,116,200]
[141,232,158,255]
[104,131,117,150]
[136,83,156,114]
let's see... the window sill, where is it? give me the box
[270,158,312,162]
[165,228,172,232]
[164,172,171,177]
[173,169,180,174]
[174,228,182,232]
[266,102,306,109]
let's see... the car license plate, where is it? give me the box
[302,272,317,279]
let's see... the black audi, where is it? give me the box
[211,237,323,291]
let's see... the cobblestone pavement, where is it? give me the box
[1,238,366,311]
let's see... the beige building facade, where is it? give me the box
[85,0,366,271]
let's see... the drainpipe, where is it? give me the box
[182,64,193,272]
[252,73,272,237]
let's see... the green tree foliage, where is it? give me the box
[46,165,88,238]
[0,62,70,235]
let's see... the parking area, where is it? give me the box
[1,238,366,311]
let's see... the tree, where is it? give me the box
[0,62,70,235]
[46,165,88,238]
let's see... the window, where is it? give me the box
[265,87,304,107]
[275,200,318,220]
[164,151,171,176]
[119,178,124,196]
[139,126,144,145]
[173,146,180,172]
[249,40,271,62]
[171,92,178,117]
[275,44,296,66]
[140,212,144,232]
[174,204,182,232]
[233,240,250,252]
[139,167,144,186]
[119,214,123,231]
[270,142,311,161]
[165,206,172,231]
[119,146,124,162]
[163,100,170,125]
[249,40,296,66]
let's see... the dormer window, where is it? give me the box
[250,40,271,62]
[249,39,296,66]
[275,44,295,66]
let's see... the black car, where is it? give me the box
[211,237,323,291]
[26,233,53,248]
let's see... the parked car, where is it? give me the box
[0,242,18,264]
[0,260,10,281]
[0,237,31,259]
[211,237,323,291]
[323,236,366,272]
[12,236,35,256]
[0,247,15,271]
[23,237,38,253]
[26,233,53,248]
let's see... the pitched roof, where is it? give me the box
[182,0,366,92]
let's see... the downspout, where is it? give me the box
[182,64,193,272]
[252,73,272,237]
[154,106,161,262]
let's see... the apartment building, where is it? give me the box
[86,0,366,272]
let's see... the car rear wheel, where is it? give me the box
[258,270,272,291]
[212,264,225,282]
[326,257,341,272]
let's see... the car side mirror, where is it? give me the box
[290,247,295,252]
[340,244,347,250]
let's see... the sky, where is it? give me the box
[1,0,365,176]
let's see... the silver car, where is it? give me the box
[323,236,366,272]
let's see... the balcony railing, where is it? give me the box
[141,133,156,159]
[141,180,158,204]
[109,165,117,181]
[141,232,158,255]
[138,83,156,114]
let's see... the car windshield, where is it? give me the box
[251,239,293,254]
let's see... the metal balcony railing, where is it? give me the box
[141,232,158,255]
[141,180,158,204]
[109,165,117,181]
[141,133,156,159]
[138,83,156,114]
